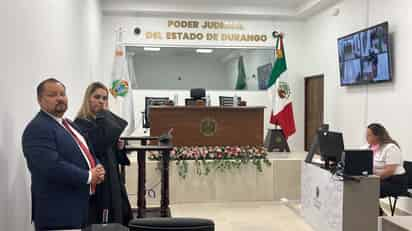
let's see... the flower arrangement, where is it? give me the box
[148,145,271,179]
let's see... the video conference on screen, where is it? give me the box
[338,24,390,85]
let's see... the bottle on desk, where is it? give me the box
[173,93,179,106]
[233,93,238,107]
[206,94,211,106]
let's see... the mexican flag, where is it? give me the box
[235,56,247,90]
[268,35,296,139]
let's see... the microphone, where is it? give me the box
[159,128,173,145]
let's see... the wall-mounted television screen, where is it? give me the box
[338,22,392,86]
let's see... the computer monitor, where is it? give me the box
[305,124,330,163]
[342,150,373,176]
[318,131,344,168]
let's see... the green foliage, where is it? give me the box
[148,145,272,179]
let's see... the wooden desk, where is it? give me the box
[149,106,265,146]
[301,162,379,231]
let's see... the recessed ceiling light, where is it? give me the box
[144,47,161,51]
[196,48,213,54]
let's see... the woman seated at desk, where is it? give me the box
[365,123,408,214]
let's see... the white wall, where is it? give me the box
[302,0,412,212]
[132,54,229,89]
[102,15,306,151]
[0,3,10,228]
[0,0,102,230]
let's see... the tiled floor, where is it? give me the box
[170,201,314,231]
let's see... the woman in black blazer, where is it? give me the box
[75,82,132,225]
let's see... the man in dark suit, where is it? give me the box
[22,78,106,231]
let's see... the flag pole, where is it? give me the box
[266,30,292,152]
[272,31,285,39]
[271,30,284,130]
[115,27,127,44]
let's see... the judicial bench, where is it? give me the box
[126,105,305,207]
[149,106,265,145]
[124,105,267,218]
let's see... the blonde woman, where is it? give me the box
[75,82,132,225]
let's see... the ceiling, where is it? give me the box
[101,0,342,20]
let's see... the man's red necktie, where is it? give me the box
[62,119,96,192]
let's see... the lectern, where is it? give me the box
[123,136,172,218]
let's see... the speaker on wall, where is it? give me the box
[134,27,141,35]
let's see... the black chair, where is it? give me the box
[406,161,412,195]
[185,98,206,106]
[190,88,206,99]
[387,161,412,216]
[129,218,214,231]
[218,96,241,106]
[143,97,169,128]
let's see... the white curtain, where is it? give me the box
[126,51,146,133]
[127,52,138,89]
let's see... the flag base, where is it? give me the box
[264,129,290,152]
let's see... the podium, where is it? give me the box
[123,136,172,218]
